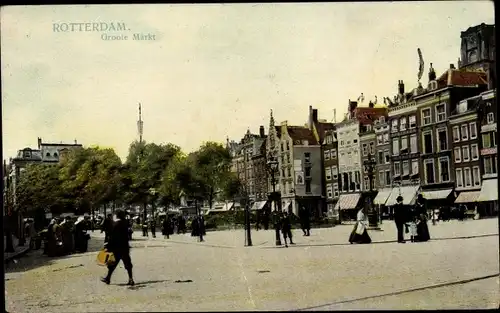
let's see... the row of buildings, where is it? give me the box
[227,22,497,220]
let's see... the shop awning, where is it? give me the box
[455,191,481,203]
[333,193,361,211]
[373,189,393,205]
[477,179,498,202]
[421,189,453,200]
[251,201,268,211]
[385,186,420,206]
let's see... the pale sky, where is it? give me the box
[1,2,495,160]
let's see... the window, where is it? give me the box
[438,157,450,182]
[424,159,435,184]
[437,129,448,151]
[462,146,470,162]
[46,152,50,157]
[305,180,311,193]
[452,126,460,142]
[304,153,311,163]
[364,177,370,191]
[411,159,419,176]
[484,156,497,174]
[469,122,477,139]
[332,165,338,177]
[423,131,433,154]
[385,170,391,186]
[362,144,368,156]
[487,112,494,124]
[377,135,383,145]
[353,139,358,144]
[456,168,463,187]
[391,119,398,132]
[369,142,375,155]
[286,141,290,150]
[400,117,407,131]
[422,108,432,125]
[288,168,292,177]
[461,124,468,140]
[331,149,337,158]
[379,170,384,186]
[454,147,462,163]
[409,115,417,128]
[436,103,446,122]
[327,184,333,199]
[401,136,408,152]
[402,160,409,176]
[472,166,481,186]
[471,144,479,160]
[340,140,344,146]
[463,167,472,187]
[482,133,491,148]
[493,132,497,147]
[384,150,390,164]
[379,116,385,123]
[378,151,384,164]
[326,136,332,144]
[324,150,330,161]
[281,143,284,151]
[410,134,417,153]
[392,138,399,155]
[394,162,401,176]
[383,133,389,144]
[325,168,332,181]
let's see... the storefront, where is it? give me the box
[373,188,393,219]
[334,193,361,222]
[477,179,498,217]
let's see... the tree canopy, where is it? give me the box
[13,140,241,217]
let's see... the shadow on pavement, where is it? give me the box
[296,273,500,311]
[5,237,104,274]
[116,279,171,287]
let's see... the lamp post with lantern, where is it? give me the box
[363,153,379,229]
[266,153,282,246]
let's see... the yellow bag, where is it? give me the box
[96,249,116,266]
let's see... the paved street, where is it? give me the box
[5,218,499,311]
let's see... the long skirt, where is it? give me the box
[415,219,430,242]
[348,222,372,244]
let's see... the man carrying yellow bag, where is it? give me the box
[99,210,135,286]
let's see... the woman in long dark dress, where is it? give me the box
[414,194,430,242]
[349,207,372,244]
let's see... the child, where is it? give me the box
[408,216,418,242]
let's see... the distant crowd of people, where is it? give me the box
[42,216,91,257]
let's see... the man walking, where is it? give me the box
[281,211,294,247]
[150,218,156,238]
[141,217,148,237]
[393,195,407,243]
[299,207,311,236]
[101,210,135,286]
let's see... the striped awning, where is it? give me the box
[250,201,268,211]
[373,189,393,205]
[386,186,419,206]
[455,191,481,203]
[422,189,453,200]
[477,179,498,202]
[333,193,361,211]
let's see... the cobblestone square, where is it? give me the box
[5,219,499,312]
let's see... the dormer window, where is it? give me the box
[53,153,58,158]
[379,116,385,123]
[46,153,50,157]
[428,81,438,91]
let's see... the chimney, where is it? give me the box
[259,126,265,138]
[398,80,405,95]
[74,139,78,144]
[450,64,455,70]
[308,105,313,129]
[312,109,318,123]
[348,100,358,119]
[369,101,374,108]
[428,63,436,81]
[37,137,42,149]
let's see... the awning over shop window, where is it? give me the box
[477,179,498,202]
[421,189,453,200]
[454,191,481,203]
[333,193,361,211]
[251,201,268,211]
[385,186,419,206]
[373,189,393,205]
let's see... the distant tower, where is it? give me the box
[137,103,144,144]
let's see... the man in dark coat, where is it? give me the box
[141,217,148,237]
[393,196,407,243]
[299,207,311,236]
[281,211,294,247]
[101,210,135,286]
[150,218,156,238]
[61,216,75,254]
[101,214,113,243]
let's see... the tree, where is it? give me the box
[190,142,233,210]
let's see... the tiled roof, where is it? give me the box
[354,107,388,125]
[437,69,488,87]
[287,126,319,145]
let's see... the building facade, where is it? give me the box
[359,123,376,191]
[322,128,339,216]
[372,114,394,210]
[265,110,282,211]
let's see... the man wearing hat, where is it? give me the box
[393,195,407,243]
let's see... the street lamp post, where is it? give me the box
[244,195,253,247]
[363,153,378,229]
[266,153,282,246]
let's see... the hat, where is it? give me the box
[396,195,404,203]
